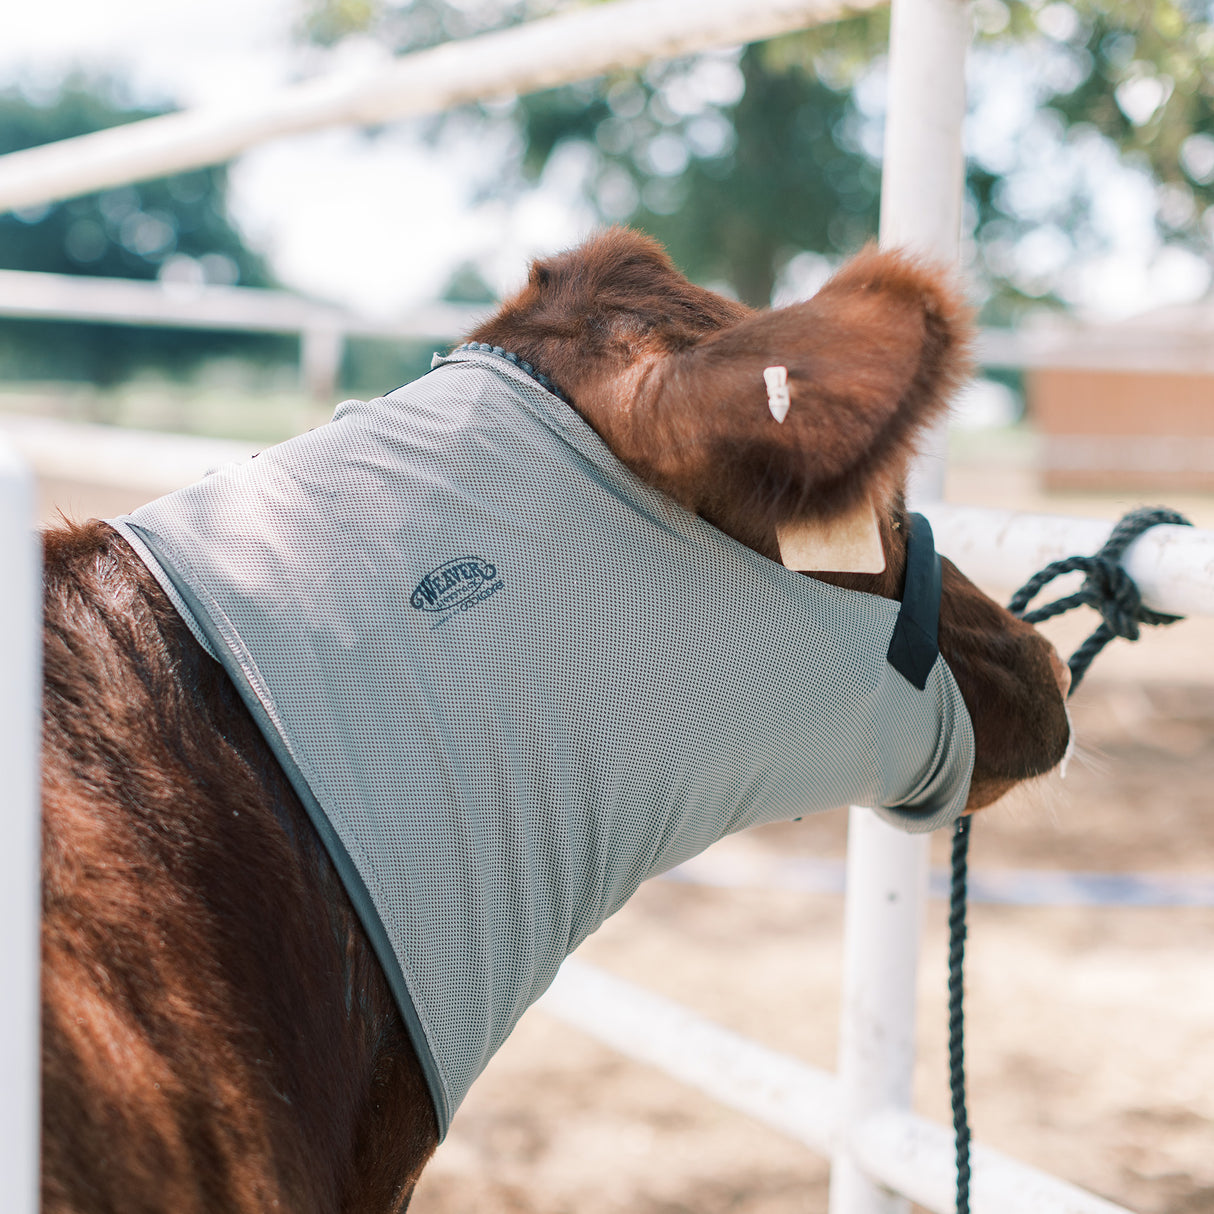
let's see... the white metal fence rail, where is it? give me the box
[924,506,1214,618]
[539,961,1132,1214]
[0,1,1200,1211]
[0,0,885,214]
[0,267,484,398]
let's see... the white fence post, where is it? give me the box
[830,1,970,1211]
[301,323,346,400]
[0,437,40,1214]
[831,813,933,1214]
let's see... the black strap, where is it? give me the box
[886,512,943,690]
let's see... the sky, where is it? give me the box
[2,0,1209,324]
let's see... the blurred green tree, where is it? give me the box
[1041,1,1214,243]
[301,0,1214,319]
[508,38,880,307]
[0,80,293,384]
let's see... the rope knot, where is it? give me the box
[1083,556,1142,641]
[1006,505,1192,691]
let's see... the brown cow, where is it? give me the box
[40,228,1070,1213]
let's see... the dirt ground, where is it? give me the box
[15,409,1214,1214]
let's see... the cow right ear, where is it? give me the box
[604,245,974,550]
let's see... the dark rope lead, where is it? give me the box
[948,813,972,1214]
[1008,506,1191,692]
[947,505,1192,1214]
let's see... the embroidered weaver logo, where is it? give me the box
[410,557,503,625]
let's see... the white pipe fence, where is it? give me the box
[923,505,1214,619]
[0,266,484,397]
[2,1,1201,1212]
[0,267,483,339]
[0,0,884,215]
[0,438,39,1214]
[539,961,1133,1214]
[831,1,970,1209]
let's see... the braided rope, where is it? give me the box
[449,342,572,404]
[947,505,1192,1214]
[1007,506,1190,690]
[948,814,972,1213]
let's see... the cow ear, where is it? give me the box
[597,244,973,549]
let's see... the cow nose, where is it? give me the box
[1048,645,1072,699]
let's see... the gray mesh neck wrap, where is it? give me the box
[111,348,975,1136]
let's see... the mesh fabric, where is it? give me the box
[110,348,974,1135]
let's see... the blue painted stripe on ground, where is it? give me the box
[662,858,1214,908]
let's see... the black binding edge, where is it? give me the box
[886,511,943,691]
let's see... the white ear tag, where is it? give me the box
[764,365,791,424]
[777,498,886,574]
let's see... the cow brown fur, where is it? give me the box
[41,228,1070,1212]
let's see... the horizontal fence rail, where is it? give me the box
[854,1111,1132,1214]
[0,415,261,498]
[12,417,1212,616]
[977,327,1214,376]
[3,269,1128,398]
[539,960,1134,1214]
[0,0,885,215]
[664,851,1214,908]
[539,958,840,1154]
[0,267,483,340]
[0,267,485,397]
[923,503,1214,619]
